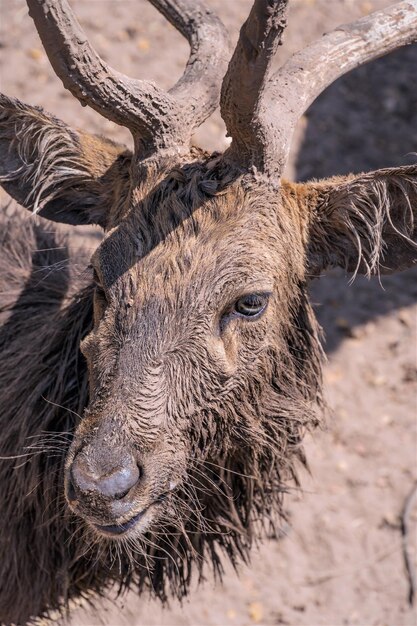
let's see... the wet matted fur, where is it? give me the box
[0,5,416,619]
[0,146,416,625]
[0,172,324,624]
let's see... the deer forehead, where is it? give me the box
[93,190,284,300]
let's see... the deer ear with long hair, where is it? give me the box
[0,94,132,228]
[304,165,417,278]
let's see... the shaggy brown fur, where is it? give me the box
[0,187,322,624]
[1,0,417,621]
[0,89,416,624]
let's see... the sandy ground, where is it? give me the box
[1,1,416,625]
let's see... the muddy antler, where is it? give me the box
[221,0,417,178]
[221,0,289,174]
[27,0,229,155]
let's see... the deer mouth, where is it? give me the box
[92,492,169,537]
[93,507,149,536]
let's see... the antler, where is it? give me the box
[27,0,230,155]
[221,0,289,173]
[221,0,417,178]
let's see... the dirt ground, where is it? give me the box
[1,1,416,625]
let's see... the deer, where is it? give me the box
[0,0,416,624]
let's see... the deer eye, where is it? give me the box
[234,293,270,318]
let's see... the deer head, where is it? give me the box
[1,0,416,596]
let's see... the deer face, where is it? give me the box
[0,0,416,604]
[1,115,416,552]
[63,173,313,537]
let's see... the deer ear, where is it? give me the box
[0,94,132,227]
[305,165,417,278]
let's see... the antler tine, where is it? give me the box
[26,0,229,155]
[221,0,417,179]
[220,0,289,172]
[149,0,230,131]
[261,0,417,175]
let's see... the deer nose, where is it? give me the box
[69,451,141,500]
